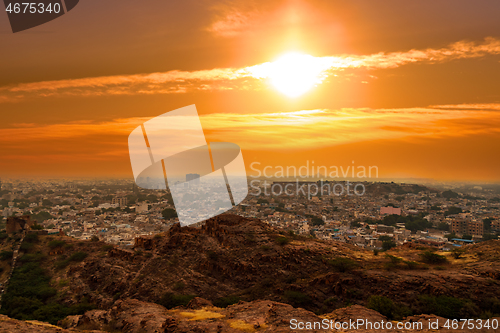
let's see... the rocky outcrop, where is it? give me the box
[0,314,105,332]
[62,214,500,316]
[60,299,500,333]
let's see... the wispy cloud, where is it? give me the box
[429,103,500,111]
[2,106,499,152]
[1,38,500,101]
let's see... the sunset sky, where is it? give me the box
[1,0,499,181]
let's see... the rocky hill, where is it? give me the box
[1,298,498,333]
[0,214,499,331]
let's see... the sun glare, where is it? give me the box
[248,52,330,98]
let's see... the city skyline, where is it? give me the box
[1,0,500,181]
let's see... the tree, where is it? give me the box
[483,218,494,232]
[366,295,410,320]
[451,248,465,259]
[146,194,158,203]
[437,222,449,231]
[310,216,324,226]
[445,207,462,216]
[482,233,499,241]
[351,220,361,228]
[419,251,447,264]
[31,212,54,223]
[41,199,53,207]
[162,208,178,220]
[382,240,397,251]
[445,233,457,241]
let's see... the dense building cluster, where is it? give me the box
[0,178,498,250]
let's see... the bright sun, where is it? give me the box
[266,52,328,98]
[245,52,331,98]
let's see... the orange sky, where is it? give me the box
[1,0,500,182]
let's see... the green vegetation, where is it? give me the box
[378,235,392,242]
[367,295,412,320]
[172,282,185,291]
[102,244,114,251]
[383,255,427,270]
[415,295,474,319]
[31,211,54,223]
[0,256,94,324]
[451,248,465,259]
[158,293,195,309]
[351,220,361,228]
[382,240,397,251]
[48,239,66,248]
[19,242,34,252]
[19,253,46,263]
[0,250,13,261]
[69,252,88,261]
[437,222,449,231]
[419,251,448,264]
[482,233,499,241]
[328,257,358,273]
[24,233,39,243]
[445,206,463,216]
[54,251,88,269]
[377,213,433,232]
[275,236,290,246]
[161,208,178,220]
[444,232,457,240]
[284,290,311,307]
[213,295,240,308]
[310,216,325,226]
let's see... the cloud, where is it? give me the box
[207,9,260,37]
[429,103,500,111]
[205,0,278,37]
[201,107,500,150]
[2,106,499,152]
[1,38,500,101]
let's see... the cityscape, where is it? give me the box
[1,0,500,330]
[1,177,498,250]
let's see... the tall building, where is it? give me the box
[492,220,500,232]
[450,219,484,237]
[467,220,484,237]
[450,220,466,234]
[112,196,128,207]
